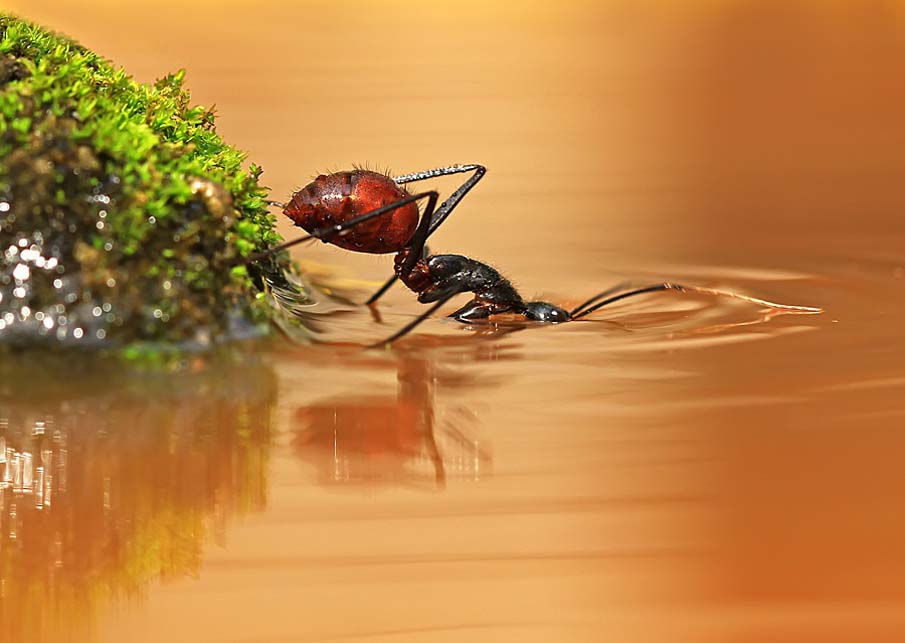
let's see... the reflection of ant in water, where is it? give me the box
[248,164,822,346]
[291,334,504,489]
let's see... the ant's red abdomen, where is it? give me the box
[283,170,418,254]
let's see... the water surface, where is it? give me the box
[3,2,905,642]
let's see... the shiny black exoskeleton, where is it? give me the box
[400,253,571,323]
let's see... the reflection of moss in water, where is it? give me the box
[0,357,276,641]
[0,14,288,349]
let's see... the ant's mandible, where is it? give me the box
[247,164,821,346]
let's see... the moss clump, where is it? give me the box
[0,14,286,349]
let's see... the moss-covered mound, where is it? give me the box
[0,14,286,350]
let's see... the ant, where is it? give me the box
[247,164,821,346]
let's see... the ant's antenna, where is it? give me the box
[571,284,684,320]
[569,281,633,318]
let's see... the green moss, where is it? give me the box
[0,14,288,349]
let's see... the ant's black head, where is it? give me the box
[524,301,571,323]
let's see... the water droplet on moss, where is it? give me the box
[12,263,29,280]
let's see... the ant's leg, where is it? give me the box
[366,164,486,305]
[393,164,487,237]
[423,424,447,489]
[448,300,493,323]
[368,292,460,348]
[242,191,438,266]
[364,244,431,308]
[395,195,441,278]
[365,276,398,307]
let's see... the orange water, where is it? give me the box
[3,2,905,642]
